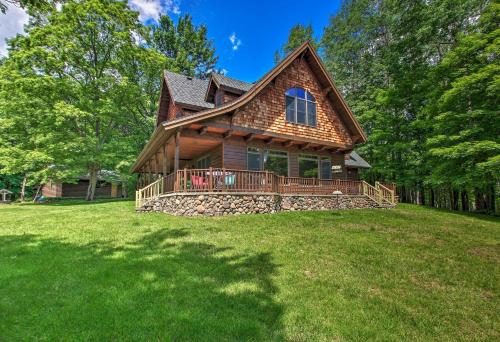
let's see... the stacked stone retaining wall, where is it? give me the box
[138,193,393,216]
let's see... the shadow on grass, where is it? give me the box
[0,231,283,340]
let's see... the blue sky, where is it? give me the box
[182,0,342,82]
[1,0,342,81]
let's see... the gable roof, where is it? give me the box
[160,42,367,142]
[164,71,214,109]
[345,151,371,169]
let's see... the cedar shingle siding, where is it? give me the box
[229,58,353,146]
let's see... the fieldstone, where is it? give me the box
[196,205,205,214]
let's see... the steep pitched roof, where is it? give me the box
[163,71,214,109]
[345,151,371,169]
[133,42,367,172]
[160,42,366,142]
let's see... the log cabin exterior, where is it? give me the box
[133,42,394,215]
[42,176,122,199]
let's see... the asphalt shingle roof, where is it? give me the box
[345,151,371,168]
[212,73,253,92]
[164,71,214,109]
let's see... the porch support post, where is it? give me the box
[154,151,159,179]
[162,144,168,175]
[174,130,180,172]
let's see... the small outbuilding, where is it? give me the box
[0,189,13,203]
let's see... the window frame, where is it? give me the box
[298,154,332,179]
[247,147,290,176]
[195,154,211,169]
[263,149,289,176]
[285,88,317,127]
[247,147,261,171]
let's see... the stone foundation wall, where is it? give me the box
[280,195,382,211]
[138,192,393,216]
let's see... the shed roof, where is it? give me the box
[211,72,253,93]
[345,151,371,169]
[0,189,13,194]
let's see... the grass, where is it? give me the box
[0,200,498,341]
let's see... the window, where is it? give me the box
[215,92,223,106]
[247,147,261,171]
[285,87,316,126]
[320,157,332,180]
[195,155,211,169]
[247,148,289,176]
[264,150,288,176]
[298,154,319,178]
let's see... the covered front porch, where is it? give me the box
[132,122,396,214]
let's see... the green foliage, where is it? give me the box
[150,14,218,78]
[426,3,500,189]
[275,24,318,63]
[0,0,156,199]
[321,0,497,211]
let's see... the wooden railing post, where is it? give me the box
[209,167,213,191]
[183,168,187,192]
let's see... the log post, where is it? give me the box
[174,131,180,172]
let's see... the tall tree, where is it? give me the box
[321,0,490,209]
[1,0,145,200]
[425,2,499,212]
[275,24,318,63]
[150,14,218,78]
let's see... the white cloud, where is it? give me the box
[128,0,180,23]
[0,4,29,56]
[229,32,242,51]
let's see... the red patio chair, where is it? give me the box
[191,175,208,189]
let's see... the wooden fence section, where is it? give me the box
[136,168,396,208]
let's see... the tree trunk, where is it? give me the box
[86,167,98,201]
[20,175,27,202]
[121,181,127,198]
[32,184,42,203]
[419,186,425,206]
[429,188,435,208]
[461,190,469,211]
[474,188,484,211]
[451,190,459,211]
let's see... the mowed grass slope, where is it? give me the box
[0,201,498,341]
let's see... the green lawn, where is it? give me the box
[0,201,498,341]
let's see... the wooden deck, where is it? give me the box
[136,168,396,209]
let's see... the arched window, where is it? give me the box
[285,87,316,126]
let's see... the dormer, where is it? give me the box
[205,72,253,107]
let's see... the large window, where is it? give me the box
[247,147,261,171]
[195,155,211,169]
[264,150,289,176]
[298,154,319,178]
[298,155,332,179]
[247,148,289,176]
[285,87,316,126]
[320,157,332,180]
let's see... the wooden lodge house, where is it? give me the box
[133,42,394,215]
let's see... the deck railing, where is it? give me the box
[375,181,395,205]
[136,176,163,208]
[136,168,396,207]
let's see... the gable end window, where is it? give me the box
[285,87,316,127]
